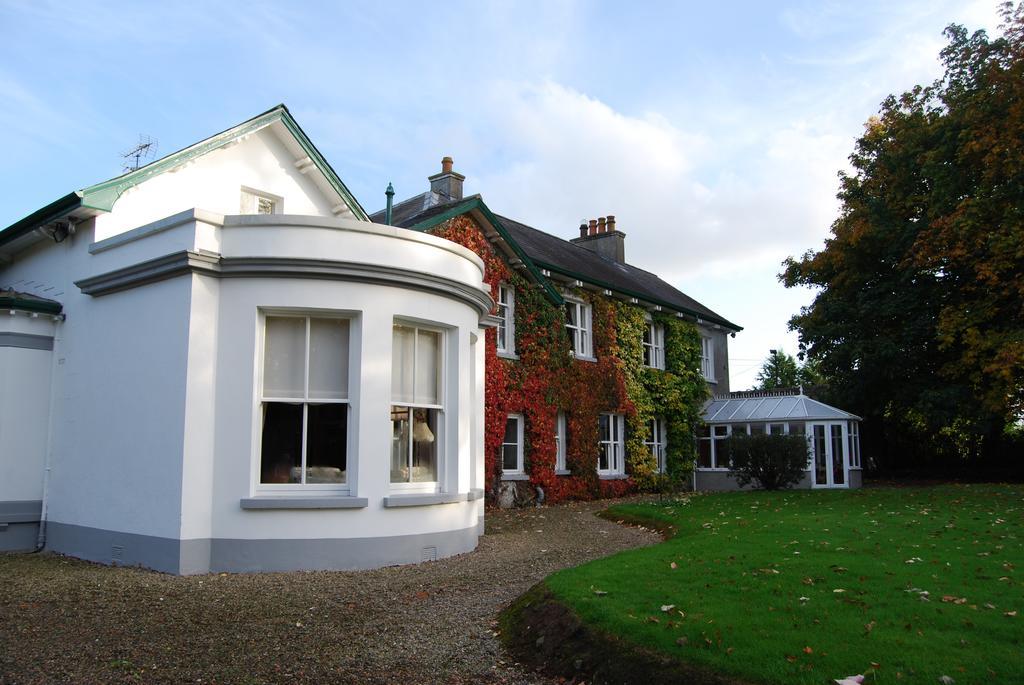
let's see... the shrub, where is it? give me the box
[725,432,809,490]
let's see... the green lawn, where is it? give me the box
[544,485,1023,684]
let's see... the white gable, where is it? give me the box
[93,122,356,242]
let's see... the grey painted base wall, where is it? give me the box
[0,521,40,552]
[46,521,482,575]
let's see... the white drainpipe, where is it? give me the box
[34,312,64,552]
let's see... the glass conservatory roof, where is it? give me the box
[703,392,860,423]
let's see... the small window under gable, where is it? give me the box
[241,187,282,215]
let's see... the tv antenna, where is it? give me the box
[121,134,159,172]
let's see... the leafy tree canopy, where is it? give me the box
[756,350,822,390]
[781,3,1024,462]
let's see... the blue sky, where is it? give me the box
[0,0,1002,388]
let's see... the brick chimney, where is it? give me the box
[571,214,625,262]
[428,156,465,202]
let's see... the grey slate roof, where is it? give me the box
[703,393,860,423]
[371,196,740,331]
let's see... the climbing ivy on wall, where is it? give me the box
[615,304,708,491]
[431,215,706,503]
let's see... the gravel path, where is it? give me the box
[0,500,660,684]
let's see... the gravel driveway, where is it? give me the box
[0,500,659,684]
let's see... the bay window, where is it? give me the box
[259,315,349,489]
[391,323,443,485]
[598,413,624,476]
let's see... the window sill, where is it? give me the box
[573,354,597,363]
[497,351,520,361]
[240,496,368,510]
[382,492,473,508]
[554,469,571,476]
[598,474,628,480]
[501,473,530,481]
[695,467,730,472]
[704,378,718,384]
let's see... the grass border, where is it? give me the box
[499,580,753,685]
[500,503,755,685]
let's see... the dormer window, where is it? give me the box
[241,187,282,215]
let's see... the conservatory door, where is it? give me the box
[809,422,848,488]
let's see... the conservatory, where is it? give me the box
[696,390,862,491]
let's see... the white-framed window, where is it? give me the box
[502,414,525,475]
[241,187,282,215]
[555,411,568,472]
[645,417,668,473]
[565,297,593,359]
[390,323,443,487]
[696,424,731,470]
[848,421,861,468]
[496,283,516,355]
[597,413,625,476]
[259,315,350,491]
[700,336,715,381]
[643,320,665,369]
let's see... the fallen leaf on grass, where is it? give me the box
[591,587,608,596]
[803,646,814,654]
[938,676,955,685]
[833,589,846,593]
[1005,611,1017,617]
[864,620,876,634]
[834,676,864,685]
[670,561,678,570]
[660,604,675,612]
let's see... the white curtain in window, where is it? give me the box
[309,318,349,400]
[264,317,305,398]
[392,325,416,403]
[415,330,440,405]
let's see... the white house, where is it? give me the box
[0,105,492,574]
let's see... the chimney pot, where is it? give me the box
[607,215,615,232]
[597,217,607,233]
[441,156,453,174]
[588,219,598,236]
[579,221,588,238]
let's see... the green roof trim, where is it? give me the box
[0,192,83,249]
[0,294,63,315]
[534,260,742,331]
[408,197,564,305]
[1,104,368,249]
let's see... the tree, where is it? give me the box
[781,4,1024,466]
[755,350,823,390]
